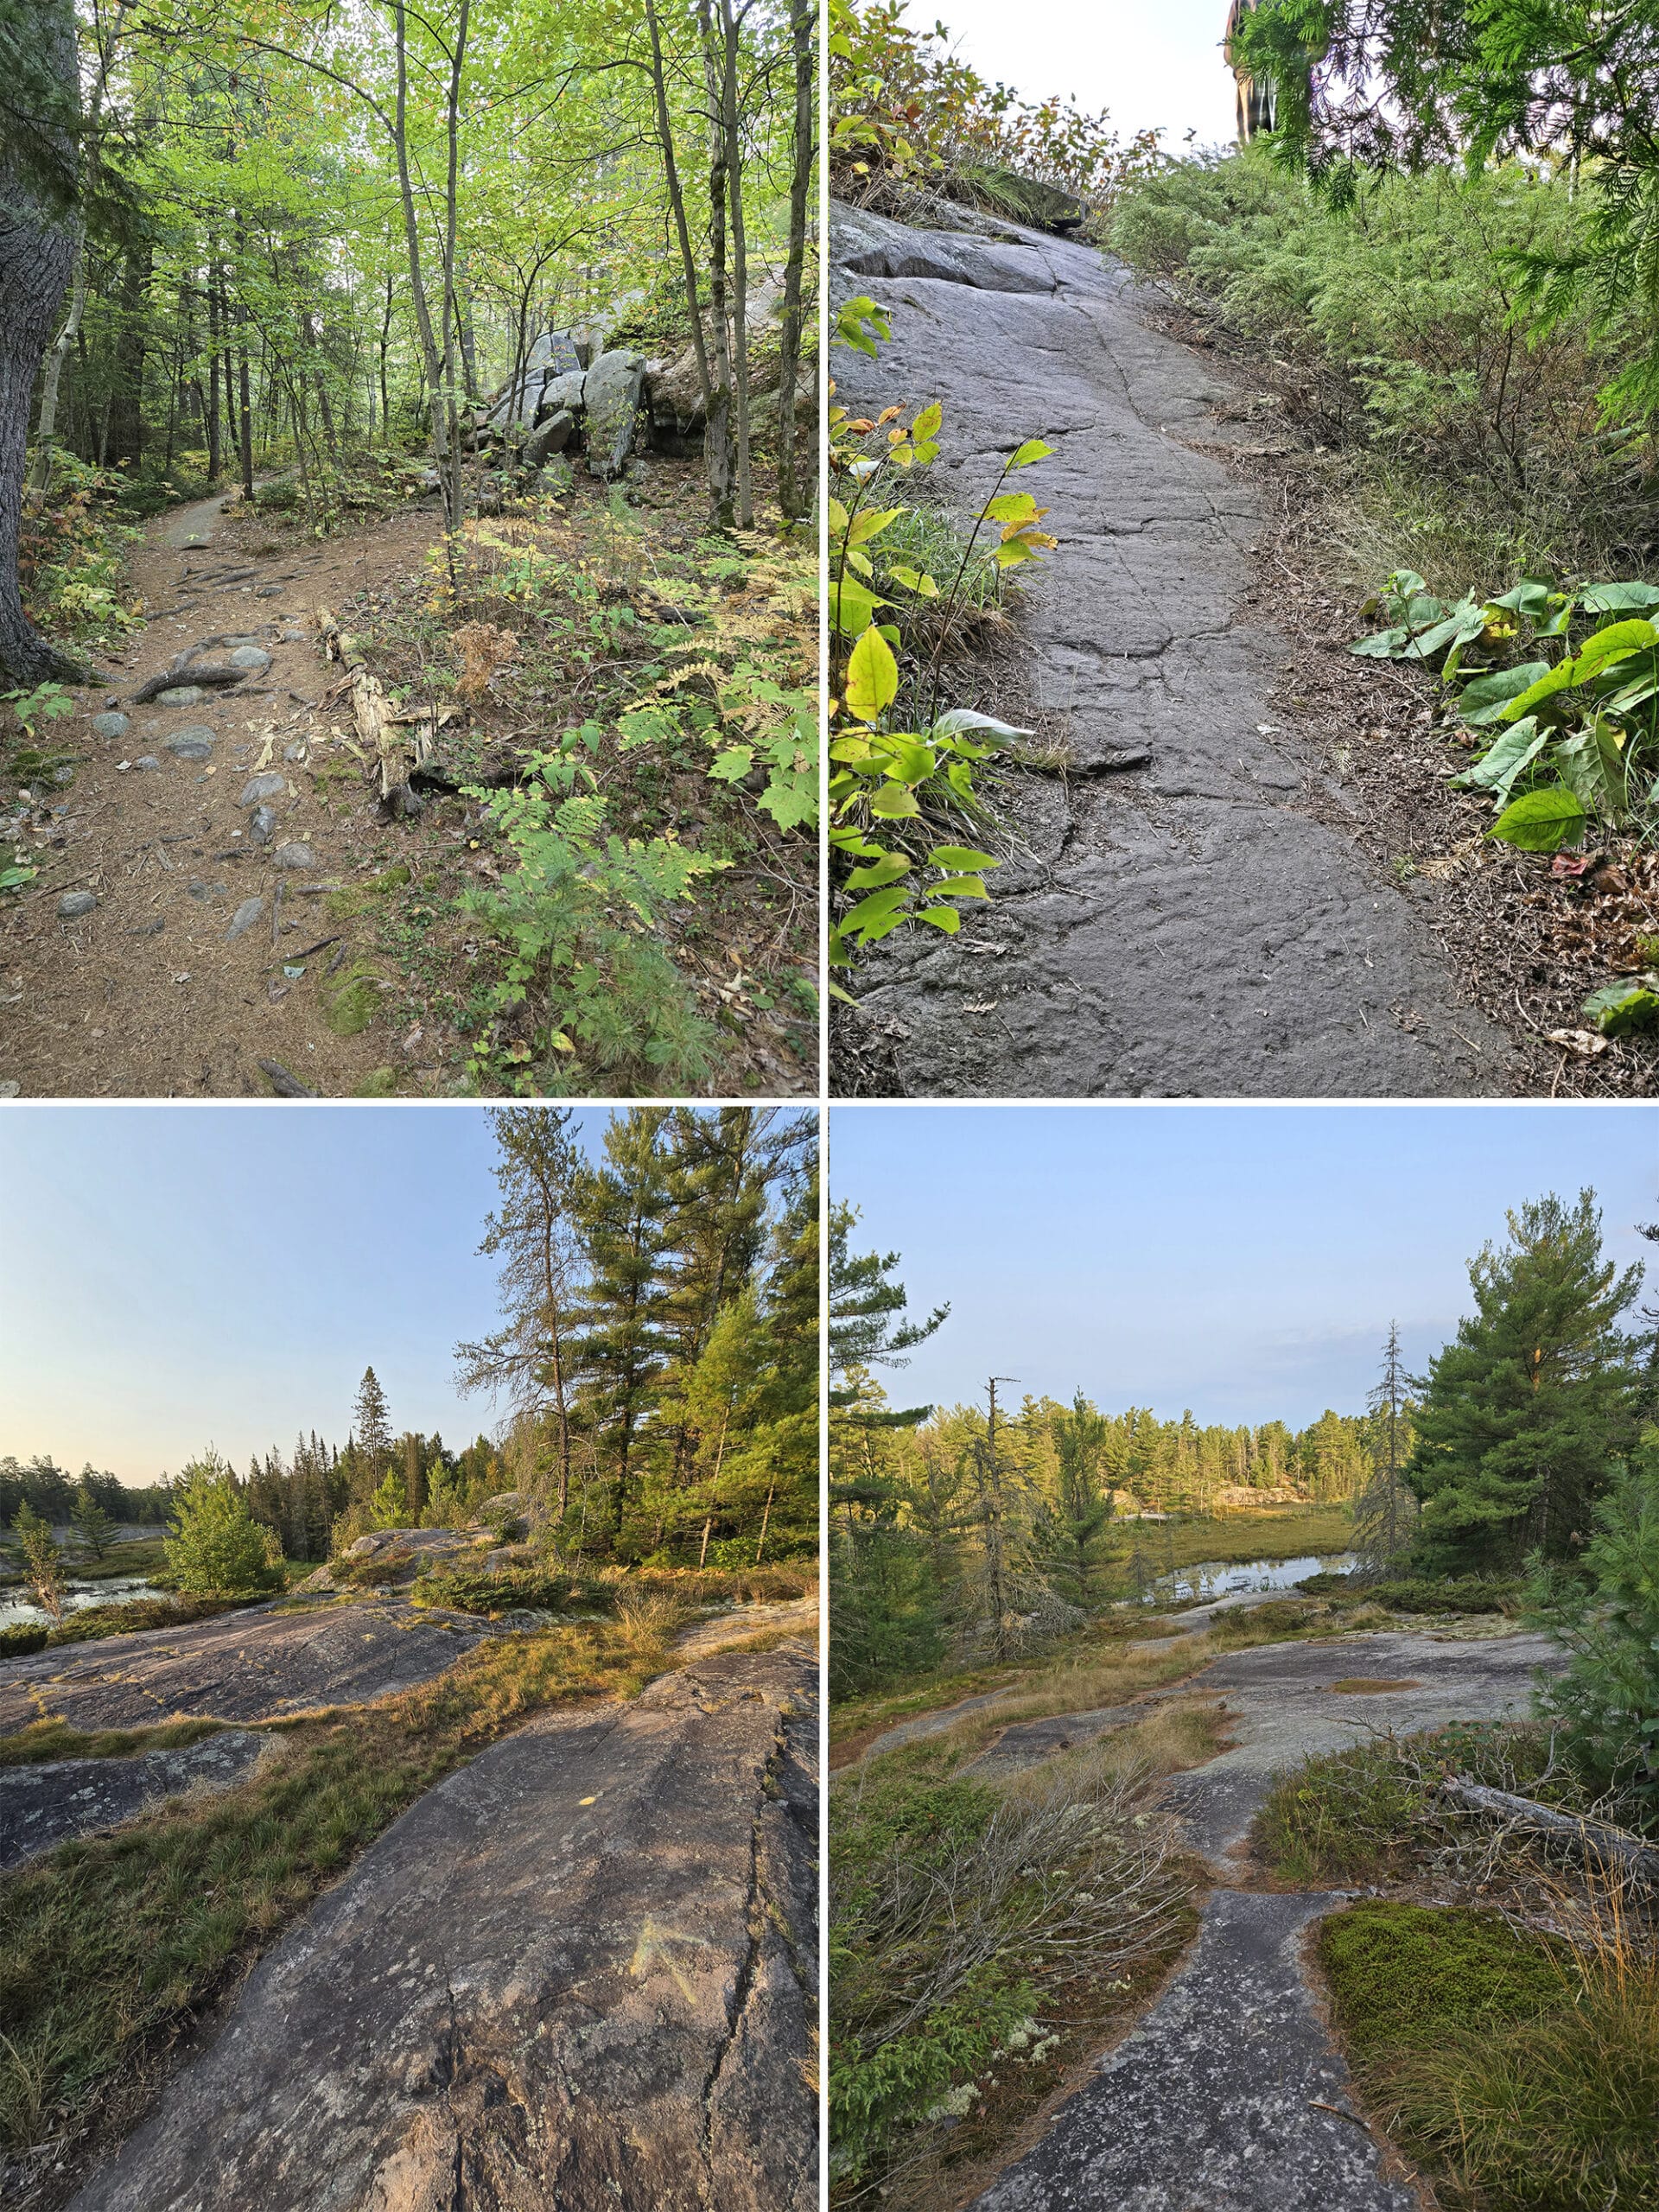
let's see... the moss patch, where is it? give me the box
[321,962,386,1036]
[1320,1901,1659,2212]
[1321,1903,1568,2065]
[323,865,410,921]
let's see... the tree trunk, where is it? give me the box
[720,1,752,528]
[644,0,716,424]
[696,0,736,525]
[392,0,454,518]
[29,228,85,494]
[105,246,150,468]
[776,0,815,521]
[0,0,83,683]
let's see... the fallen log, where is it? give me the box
[1440,1776,1659,1882]
[130,661,248,703]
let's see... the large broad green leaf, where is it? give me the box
[1007,439,1052,468]
[868,783,920,818]
[1348,626,1411,658]
[1488,784,1586,850]
[1490,579,1554,620]
[840,884,912,933]
[830,575,887,638]
[1405,596,1487,659]
[842,851,911,891]
[1455,661,1550,727]
[1554,721,1629,822]
[1583,980,1659,1036]
[1500,658,1581,721]
[844,626,899,722]
[928,844,1000,869]
[1580,581,1659,615]
[1451,716,1546,796]
[1574,619,1659,677]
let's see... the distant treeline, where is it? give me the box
[0,1458,171,1531]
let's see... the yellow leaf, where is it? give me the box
[844,626,899,723]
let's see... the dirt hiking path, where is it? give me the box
[2,489,452,1097]
[830,204,1524,1098]
[963,1627,1557,2211]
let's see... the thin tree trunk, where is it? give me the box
[29,231,85,494]
[440,0,471,532]
[392,0,454,517]
[644,0,715,420]
[720,1,752,528]
[696,0,736,524]
[775,0,814,521]
[207,264,222,479]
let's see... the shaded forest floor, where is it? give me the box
[1,463,815,1098]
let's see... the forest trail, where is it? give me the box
[830,204,1524,1098]
[1,489,453,1098]
[60,1640,819,2212]
[964,1627,1558,2211]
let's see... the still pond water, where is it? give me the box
[0,1577,159,1631]
[1147,1553,1357,1603]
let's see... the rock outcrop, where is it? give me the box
[0,1599,494,1737]
[67,1643,820,2212]
[0,1730,269,1872]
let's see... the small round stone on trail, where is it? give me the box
[155,685,208,707]
[227,645,273,673]
[249,805,278,845]
[92,711,130,741]
[273,842,316,870]
[225,896,264,939]
[58,891,97,919]
[163,728,214,760]
[133,755,162,772]
[239,772,287,807]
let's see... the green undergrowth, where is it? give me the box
[830,1710,1202,2206]
[1321,1900,1659,2212]
[0,1717,230,1770]
[0,1614,671,2154]
[0,1594,250,1662]
[410,1565,613,1615]
[1300,1570,1522,1615]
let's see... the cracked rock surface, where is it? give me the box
[0,1730,269,1872]
[830,202,1521,1096]
[1164,1627,1560,1862]
[0,1599,494,1738]
[67,1643,819,2212]
[970,1888,1416,2212]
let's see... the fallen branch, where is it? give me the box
[130,662,248,703]
[255,1058,316,1099]
[1440,1777,1659,1882]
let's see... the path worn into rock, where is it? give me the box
[963,1625,1556,2210]
[0,1598,493,1737]
[830,202,1522,1097]
[0,1729,269,1871]
[67,1643,819,2212]
[1,492,448,1097]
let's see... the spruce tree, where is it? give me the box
[163,1452,272,1597]
[569,1108,676,1541]
[352,1369,394,1495]
[69,1480,113,1560]
[1355,1322,1418,1574]
[1047,1392,1118,1604]
[1407,1191,1643,1573]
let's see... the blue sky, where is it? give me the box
[920,0,1243,153]
[830,1106,1659,1427]
[0,1108,630,1482]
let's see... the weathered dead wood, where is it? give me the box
[1440,1777,1659,1882]
[130,660,248,703]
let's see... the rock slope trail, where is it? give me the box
[0,1596,498,1738]
[65,1642,819,2212]
[1,491,445,1098]
[963,1625,1558,2212]
[831,204,1522,1097]
[0,1729,270,1872]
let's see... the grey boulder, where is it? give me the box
[227,645,273,673]
[238,772,287,807]
[0,1730,269,1873]
[271,842,315,870]
[225,896,265,938]
[525,408,575,468]
[248,804,277,845]
[154,684,208,707]
[583,348,647,479]
[91,711,129,741]
[163,727,215,760]
[57,890,97,919]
